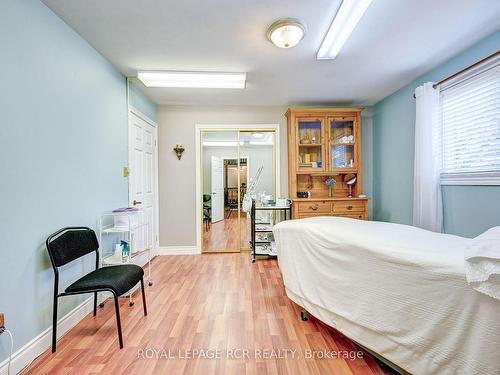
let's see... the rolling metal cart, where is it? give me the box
[250,199,292,262]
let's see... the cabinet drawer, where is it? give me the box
[336,213,366,220]
[296,213,327,219]
[332,200,365,213]
[297,201,331,214]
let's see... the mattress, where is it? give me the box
[273,216,500,375]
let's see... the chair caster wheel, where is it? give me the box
[99,303,105,308]
[252,259,256,263]
[300,310,309,321]
[148,282,153,286]
[129,301,134,307]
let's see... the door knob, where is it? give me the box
[133,200,142,206]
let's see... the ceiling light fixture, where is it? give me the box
[317,0,373,60]
[267,18,305,49]
[137,71,247,89]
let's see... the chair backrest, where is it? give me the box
[46,227,99,268]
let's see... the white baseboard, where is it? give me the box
[0,294,106,375]
[157,246,199,255]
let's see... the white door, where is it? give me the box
[129,111,157,253]
[211,156,224,223]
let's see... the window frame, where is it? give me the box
[438,55,500,186]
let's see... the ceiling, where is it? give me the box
[43,0,500,106]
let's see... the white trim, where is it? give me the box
[0,296,105,375]
[195,124,281,254]
[128,107,160,255]
[440,172,500,186]
[157,246,199,255]
[129,105,157,128]
[154,123,160,253]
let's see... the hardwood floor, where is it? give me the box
[25,254,395,375]
[203,214,250,251]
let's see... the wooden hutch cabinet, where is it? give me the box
[286,108,369,220]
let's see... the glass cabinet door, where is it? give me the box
[329,117,356,170]
[296,118,324,171]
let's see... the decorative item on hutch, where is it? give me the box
[286,108,369,220]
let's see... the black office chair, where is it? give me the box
[46,227,147,353]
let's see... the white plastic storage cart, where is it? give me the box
[98,208,153,306]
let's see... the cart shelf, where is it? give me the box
[250,200,292,262]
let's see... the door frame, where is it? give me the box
[128,106,160,255]
[195,124,280,253]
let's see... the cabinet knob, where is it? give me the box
[309,204,319,211]
[347,205,353,210]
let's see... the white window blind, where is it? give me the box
[440,63,500,183]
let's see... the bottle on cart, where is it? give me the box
[120,240,130,261]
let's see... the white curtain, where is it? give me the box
[413,82,443,232]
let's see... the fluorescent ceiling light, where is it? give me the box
[137,71,247,89]
[317,0,373,60]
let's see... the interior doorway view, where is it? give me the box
[201,129,276,253]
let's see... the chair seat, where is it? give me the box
[65,264,144,296]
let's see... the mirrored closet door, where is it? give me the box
[202,131,239,252]
[201,129,277,253]
[238,131,276,251]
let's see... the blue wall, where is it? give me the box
[373,30,500,237]
[361,114,374,219]
[129,82,158,122]
[0,0,155,363]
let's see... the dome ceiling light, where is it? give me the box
[267,18,305,49]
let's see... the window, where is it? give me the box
[440,60,500,185]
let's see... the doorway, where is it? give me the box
[196,125,280,253]
[210,156,249,223]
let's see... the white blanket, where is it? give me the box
[273,216,500,375]
[465,226,500,300]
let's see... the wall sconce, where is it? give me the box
[173,144,185,160]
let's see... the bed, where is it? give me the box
[273,216,500,375]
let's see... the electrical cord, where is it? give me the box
[1,328,14,375]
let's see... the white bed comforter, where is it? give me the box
[273,217,500,375]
